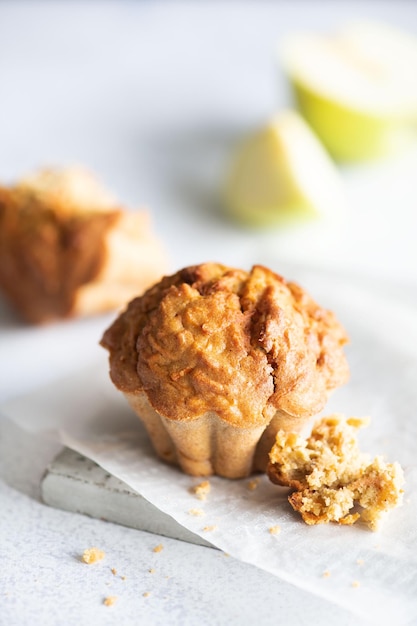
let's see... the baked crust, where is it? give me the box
[102,263,349,426]
[101,263,350,476]
[0,167,167,323]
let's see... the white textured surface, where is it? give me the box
[1,2,417,625]
[2,479,372,626]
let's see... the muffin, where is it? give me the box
[0,167,167,323]
[267,415,405,530]
[101,263,350,478]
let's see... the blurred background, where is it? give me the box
[0,0,417,336]
[1,0,417,284]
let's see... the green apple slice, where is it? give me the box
[281,22,417,161]
[224,110,347,227]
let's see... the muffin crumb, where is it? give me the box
[103,596,117,607]
[203,525,218,532]
[190,480,211,500]
[143,592,151,598]
[323,570,331,578]
[352,580,360,588]
[269,525,281,535]
[268,415,404,530]
[148,568,156,574]
[247,478,260,491]
[110,568,117,575]
[153,544,164,553]
[81,547,105,564]
[188,508,205,516]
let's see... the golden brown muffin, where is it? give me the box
[0,167,167,323]
[101,263,349,478]
[267,415,404,530]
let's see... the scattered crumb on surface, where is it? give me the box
[269,525,281,535]
[356,559,364,566]
[190,480,211,500]
[202,525,218,532]
[323,570,331,578]
[247,478,260,491]
[153,544,164,553]
[223,553,230,558]
[143,592,151,598]
[148,568,156,574]
[81,547,105,564]
[352,581,360,588]
[188,508,205,516]
[267,415,405,530]
[111,568,117,576]
[103,596,117,607]
[121,576,127,581]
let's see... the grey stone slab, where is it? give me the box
[41,447,212,548]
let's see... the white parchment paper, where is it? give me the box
[2,270,417,625]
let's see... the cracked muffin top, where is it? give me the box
[101,263,349,427]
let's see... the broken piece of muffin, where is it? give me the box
[0,167,167,323]
[267,415,404,530]
[101,262,349,478]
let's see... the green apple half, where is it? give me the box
[281,22,417,161]
[224,110,347,227]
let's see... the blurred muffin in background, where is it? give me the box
[101,262,350,478]
[0,167,168,323]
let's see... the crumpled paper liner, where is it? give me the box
[1,271,417,625]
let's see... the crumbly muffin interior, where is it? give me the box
[267,415,404,530]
